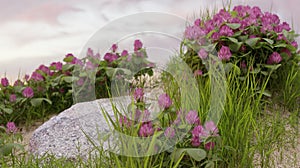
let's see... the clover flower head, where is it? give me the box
[14,79,24,86]
[267,52,282,64]
[139,122,154,137]
[184,25,205,40]
[10,94,17,102]
[111,44,118,52]
[198,48,208,59]
[185,110,200,125]
[194,18,201,26]
[133,88,144,101]
[1,77,9,87]
[121,50,129,57]
[134,39,143,51]
[191,125,204,147]
[104,53,118,63]
[194,70,203,77]
[6,122,18,134]
[218,46,232,61]
[291,41,298,48]
[219,25,234,37]
[205,142,215,150]
[158,93,172,109]
[204,121,219,136]
[30,71,44,81]
[164,127,175,138]
[87,48,94,56]
[50,62,63,71]
[22,87,34,98]
[119,116,132,127]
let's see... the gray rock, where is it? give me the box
[29,97,121,160]
[28,90,163,160]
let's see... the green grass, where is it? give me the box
[1,61,299,168]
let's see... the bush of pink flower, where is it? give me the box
[182,5,300,92]
[0,39,153,126]
[117,84,221,167]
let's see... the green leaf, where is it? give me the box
[240,51,252,58]
[230,11,238,17]
[226,23,241,29]
[274,43,287,48]
[282,30,289,37]
[0,145,13,156]
[250,68,261,74]
[224,63,241,75]
[178,124,189,129]
[62,64,74,71]
[283,30,296,41]
[245,38,260,48]
[204,161,215,168]
[100,132,111,142]
[106,67,116,78]
[227,37,239,44]
[233,64,241,75]
[202,43,217,52]
[224,63,233,74]
[63,76,74,83]
[172,148,186,163]
[14,86,25,94]
[262,43,274,50]
[63,56,74,63]
[233,31,242,37]
[50,82,58,87]
[206,30,216,39]
[0,126,6,132]
[263,64,282,71]
[186,148,207,162]
[0,107,13,114]
[261,71,269,76]
[256,90,272,97]
[79,72,88,77]
[172,148,207,163]
[30,98,52,107]
[229,42,243,52]
[238,35,248,42]
[286,44,297,52]
[262,38,274,45]
[133,57,143,65]
[119,68,132,76]
[0,143,24,156]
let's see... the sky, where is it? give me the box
[0,0,299,81]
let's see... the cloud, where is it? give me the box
[18,3,82,25]
[0,0,82,24]
[0,0,300,80]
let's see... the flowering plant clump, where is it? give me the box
[5,122,18,134]
[182,5,300,92]
[115,86,221,167]
[0,39,153,126]
[71,39,153,102]
[0,122,24,158]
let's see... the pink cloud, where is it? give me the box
[0,0,83,25]
[16,2,82,24]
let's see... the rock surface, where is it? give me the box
[28,91,161,160]
[29,97,121,160]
